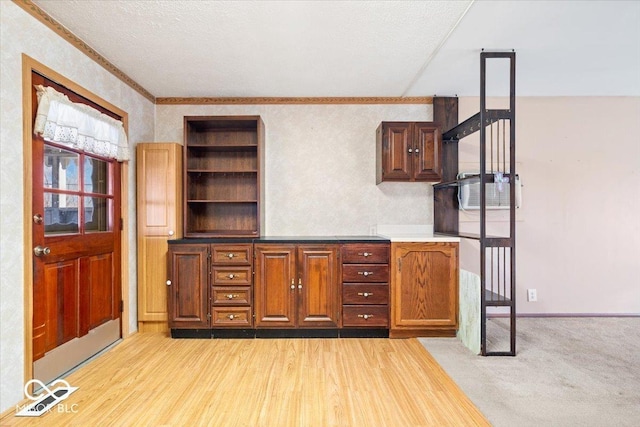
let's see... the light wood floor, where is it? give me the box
[1,334,489,426]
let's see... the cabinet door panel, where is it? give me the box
[381,123,412,180]
[254,245,297,327]
[392,243,458,328]
[413,124,442,181]
[168,244,209,329]
[298,246,340,327]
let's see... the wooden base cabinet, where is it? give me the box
[167,244,209,329]
[341,243,390,328]
[254,244,340,328]
[390,242,459,337]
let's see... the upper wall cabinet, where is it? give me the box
[184,116,265,238]
[376,122,442,183]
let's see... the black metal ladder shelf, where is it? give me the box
[433,51,517,356]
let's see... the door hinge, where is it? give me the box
[120,218,123,231]
[207,313,212,319]
[398,258,402,271]
[119,300,124,313]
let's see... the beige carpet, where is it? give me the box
[420,317,640,427]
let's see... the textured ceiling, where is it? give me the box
[31,0,640,98]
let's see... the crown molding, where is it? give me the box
[13,0,155,103]
[156,97,433,105]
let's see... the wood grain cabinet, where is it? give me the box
[167,243,209,330]
[136,142,182,333]
[254,244,340,328]
[211,244,253,328]
[341,243,390,328]
[390,242,459,337]
[376,122,442,183]
[184,116,264,238]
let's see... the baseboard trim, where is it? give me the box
[488,313,640,318]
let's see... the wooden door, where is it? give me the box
[254,245,297,327]
[392,243,458,329]
[137,143,182,327]
[31,74,122,364]
[413,123,442,181]
[297,245,340,328]
[167,244,210,329]
[380,123,412,181]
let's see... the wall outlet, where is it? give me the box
[527,289,537,302]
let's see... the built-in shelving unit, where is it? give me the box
[433,51,517,356]
[184,116,264,238]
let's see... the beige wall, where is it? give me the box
[0,2,155,413]
[155,104,434,235]
[458,96,640,314]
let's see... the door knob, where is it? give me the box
[33,214,43,224]
[33,246,50,257]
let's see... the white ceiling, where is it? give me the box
[32,0,640,98]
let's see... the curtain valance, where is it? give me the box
[33,85,129,161]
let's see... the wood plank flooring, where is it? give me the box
[1,334,489,426]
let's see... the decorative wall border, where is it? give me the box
[156,96,433,105]
[13,0,155,103]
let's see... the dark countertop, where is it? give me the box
[168,235,390,244]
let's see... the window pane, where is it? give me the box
[44,193,79,235]
[84,157,109,194]
[85,196,109,232]
[44,146,79,191]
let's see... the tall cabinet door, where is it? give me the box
[297,245,340,328]
[168,244,210,329]
[137,143,182,329]
[254,245,297,327]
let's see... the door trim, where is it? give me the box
[21,54,131,387]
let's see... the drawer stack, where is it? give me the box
[341,243,390,328]
[211,244,253,328]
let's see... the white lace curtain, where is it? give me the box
[33,85,129,161]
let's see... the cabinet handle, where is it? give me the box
[357,314,374,320]
[228,314,236,320]
[227,274,235,279]
[414,147,419,153]
[291,279,295,290]
[168,230,174,236]
[358,252,373,257]
[227,253,234,259]
[357,271,373,277]
[226,294,239,300]
[357,292,373,297]
[166,280,172,286]
[408,148,413,154]
[298,278,302,290]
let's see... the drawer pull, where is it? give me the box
[227,314,238,320]
[358,252,373,257]
[357,314,374,320]
[227,253,234,259]
[227,274,235,279]
[357,292,373,298]
[226,294,239,300]
[357,271,374,277]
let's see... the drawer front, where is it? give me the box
[212,287,251,305]
[343,284,389,305]
[342,305,389,327]
[212,307,253,327]
[341,244,389,264]
[212,245,252,265]
[342,264,389,283]
[212,266,252,286]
